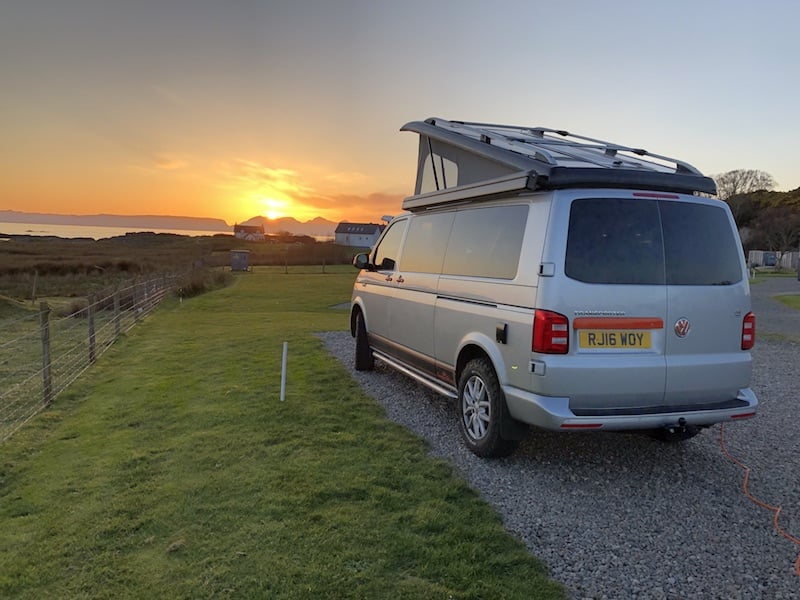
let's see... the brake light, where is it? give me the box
[533,310,569,354]
[741,312,756,350]
[632,192,680,199]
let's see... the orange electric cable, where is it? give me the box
[718,423,800,577]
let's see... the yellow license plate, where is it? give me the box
[579,330,652,349]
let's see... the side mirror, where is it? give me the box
[353,253,373,270]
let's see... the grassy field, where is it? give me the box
[750,269,799,284]
[0,233,360,300]
[0,266,565,599]
[776,294,800,310]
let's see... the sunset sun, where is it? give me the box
[261,197,289,220]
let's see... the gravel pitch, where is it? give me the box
[319,278,800,599]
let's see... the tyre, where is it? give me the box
[354,310,374,371]
[457,358,518,458]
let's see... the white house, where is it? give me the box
[334,223,384,247]
[233,224,265,241]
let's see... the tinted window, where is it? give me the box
[443,205,528,279]
[661,202,742,285]
[373,219,407,271]
[566,198,742,285]
[400,212,454,273]
[566,199,664,284]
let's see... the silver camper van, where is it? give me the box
[351,118,757,457]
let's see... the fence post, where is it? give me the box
[88,293,96,364]
[39,302,53,405]
[31,270,38,305]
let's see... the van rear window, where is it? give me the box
[566,198,742,286]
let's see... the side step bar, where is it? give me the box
[372,350,458,399]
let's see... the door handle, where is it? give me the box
[385,275,393,282]
[396,276,405,283]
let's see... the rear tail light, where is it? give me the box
[533,310,569,354]
[741,312,755,350]
[732,412,756,420]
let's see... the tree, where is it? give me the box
[749,206,800,268]
[725,193,760,228]
[713,169,776,200]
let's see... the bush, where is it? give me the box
[177,269,233,298]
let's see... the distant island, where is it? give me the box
[0,210,339,237]
[239,215,337,237]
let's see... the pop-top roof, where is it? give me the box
[400,118,717,212]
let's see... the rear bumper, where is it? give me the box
[503,385,758,431]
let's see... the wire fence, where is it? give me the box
[0,273,181,443]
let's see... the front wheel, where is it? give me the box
[457,358,518,458]
[354,310,374,371]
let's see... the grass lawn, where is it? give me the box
[0,266,565,599]
[775,294,800,310]
[750,270,799,284]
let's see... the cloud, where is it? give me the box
[223,159,315,197]
[152,85,188,108]
[323,171,369,187]
[154,154,188,170]
[218,158,406,222]
[292,191,406,222]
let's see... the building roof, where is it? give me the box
[335,223,384,235]
[234,224,265,233]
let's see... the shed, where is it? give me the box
[230,249,251,272]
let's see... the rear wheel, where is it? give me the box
[354,310,374,371]
[457,358,518,458]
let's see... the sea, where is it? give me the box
[0,221,234,240]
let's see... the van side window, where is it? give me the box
[442,205,528,279]
[400,212,455,273]
[373,219,407,271]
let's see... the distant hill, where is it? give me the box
[0,210,229,232]
[0,210,342,237]
[240,215,337,237]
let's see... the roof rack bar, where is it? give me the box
[437,119,703,176]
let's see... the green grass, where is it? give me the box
[750,269,799,284]
[0,233,362,299]
[0,268,565,599]
[775,294,800,310]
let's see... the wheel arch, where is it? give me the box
[455,334,506,388]
[349,300,366,337]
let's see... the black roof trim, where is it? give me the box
[545,167,717,195]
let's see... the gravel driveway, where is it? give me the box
[320,277,800,599]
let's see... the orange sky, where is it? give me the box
[2,2,798,226]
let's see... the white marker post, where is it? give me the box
[280,342,288,401]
